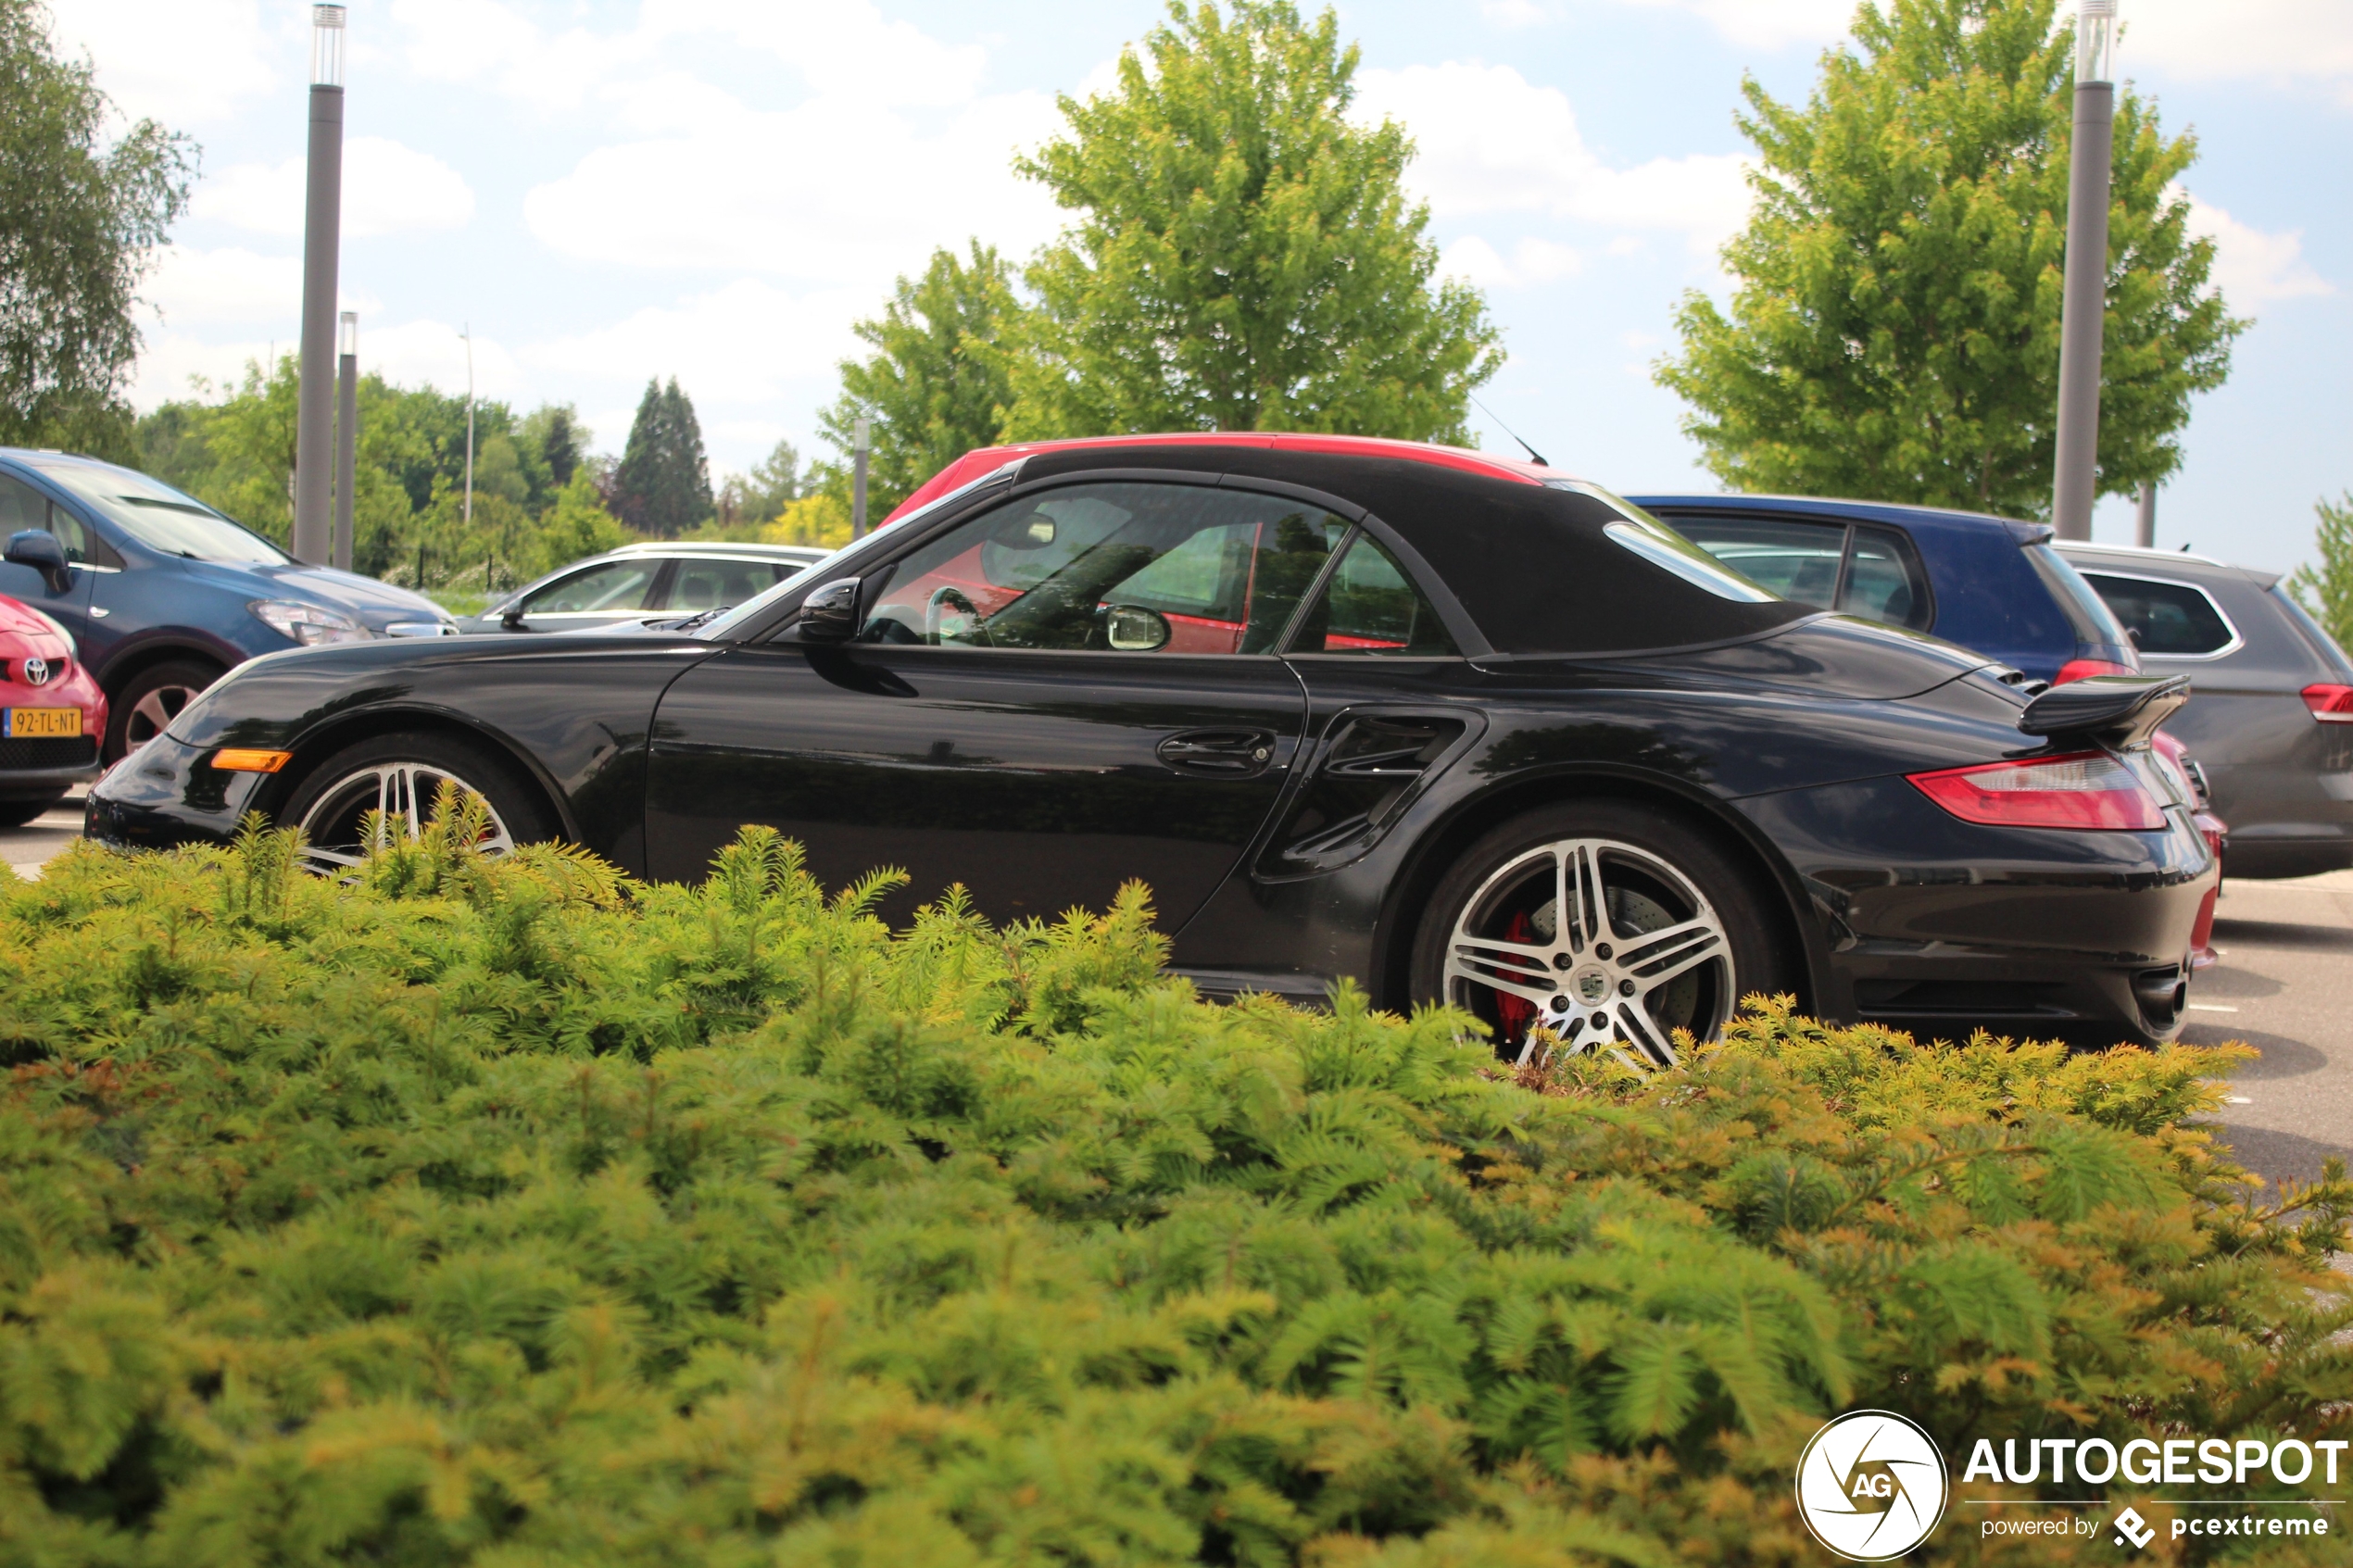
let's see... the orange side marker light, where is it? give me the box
[211,748,293,773]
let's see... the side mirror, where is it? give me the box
[499,603,527,630]
[5,531,71,594]
[1104,604,1171,652]
[797,577,863,643]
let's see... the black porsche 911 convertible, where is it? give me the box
[88,434,2214,1057]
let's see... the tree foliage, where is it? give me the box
[818,242,1023,519]
[1005,1,1499,444]
[135,358,625,590]
[1655,0,2242,518]
[2289,492,2353,659]
[0,813,2344,1564]
[610,377,713,538]
[0,0,194,457]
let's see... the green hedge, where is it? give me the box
[1,813,2347,1566]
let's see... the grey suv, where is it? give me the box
[453,542,829,634]
[2059,542,2353,878]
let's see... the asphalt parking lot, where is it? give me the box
[5,797,2345,1192]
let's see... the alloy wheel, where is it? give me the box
[295,760,516,871]
[124,684,200,747]
[1441,835,1736,1070]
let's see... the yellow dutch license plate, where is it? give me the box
[6,708,81,738]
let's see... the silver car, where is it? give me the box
[2059,541,2353,878]
[455,542,829,634]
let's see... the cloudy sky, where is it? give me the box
[56,0,2352,571]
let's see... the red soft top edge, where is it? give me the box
[878,433,1562,527]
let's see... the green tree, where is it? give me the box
[611,376,712,537]
[2290,493,2353,657]
[717,436,803,527]
[817,241,1022,516]
[1655,0,2243,518]
[1006,1,1500,443]
[522,402,586,492]
[0,0,195,458]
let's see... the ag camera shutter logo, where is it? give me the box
[1794,1411,1950,1561]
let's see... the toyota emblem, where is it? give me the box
[21,657,49,686]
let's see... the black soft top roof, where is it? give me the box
[1013,442,1808,657]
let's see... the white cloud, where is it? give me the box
[2183,194,2334,306]
[1441,235,1583,290]
[1479,0,1549,29]
[525,278,864,406]
[522,92,1064,286]
[129,332,276,409]
[139,245,300,328]
[366,320,527,403]
[2121,1,2353,101]
[50,0,279,126]
[195,137,476,239]
[1359,62,1752,254]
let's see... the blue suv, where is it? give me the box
[0,450,455,761]
[1629,493,2140,685]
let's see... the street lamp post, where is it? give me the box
[2050,0,2118,542]
[293,4,346,565]
[334,311,358,571]
[459,325,475,527]
[851,415,872,537]
[2135,481,2156,549]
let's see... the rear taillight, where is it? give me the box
[2054,658,2136,684]
[2301,683,2353,722]
[1907,750,2167,831]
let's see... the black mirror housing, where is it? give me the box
[499,603,527,630]
[797,577,862,643]
[5,530,72,594]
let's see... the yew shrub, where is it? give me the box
[0,812,2345,1565]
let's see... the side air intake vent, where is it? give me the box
[1263,711,1472,875]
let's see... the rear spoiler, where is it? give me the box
[2019,674,2190,746]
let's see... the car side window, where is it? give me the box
[1666,515,1845,608]
[855,482,1344,654]
[0,473,110,565]
[1839,526,1933,632]
[1293,532,1459,655]
[527,560,662,613]
[2080,572,2236,657]
[664,558,787,612]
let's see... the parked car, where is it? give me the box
[0,593,107,824]
[2056,541,2353,879]
[453,542,830,634]
[0,450,456,762]
[1624,494,2140,687]
[91,433,2215,1053]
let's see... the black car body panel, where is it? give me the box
[91,439,2215,1045]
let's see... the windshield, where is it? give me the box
[693,460,1025,640]
[30,461,289,564]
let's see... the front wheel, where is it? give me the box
[279,733,557,872]
[1411,801,1792,1069]
[105,659,224,763]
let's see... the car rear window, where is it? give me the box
[2271,585,2353,675]
[2078,571,2237,657]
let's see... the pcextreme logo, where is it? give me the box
[1794,1411,1950,1562]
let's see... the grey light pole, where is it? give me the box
[459,325,475,526]
[2050,0,2119,542]
[293,4,346,565]
[851,415,871,537]
[2134,480,2156,549]
[333,311,358,571]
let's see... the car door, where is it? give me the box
[0,468,107,647]
[506,558,673,632]
[643,478,1333,926]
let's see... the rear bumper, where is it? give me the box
[1739,774,2218,1046]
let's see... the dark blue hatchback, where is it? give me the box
[0,450,455,761]
[1629,493,2140,685]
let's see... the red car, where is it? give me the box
[0,594,105,826]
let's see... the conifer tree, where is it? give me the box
[1655,0,2242,518]
[612,377,714,537]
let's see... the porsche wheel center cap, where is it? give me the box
[1573,965,1612,1005]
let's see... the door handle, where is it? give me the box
[1157,729,1278,777]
